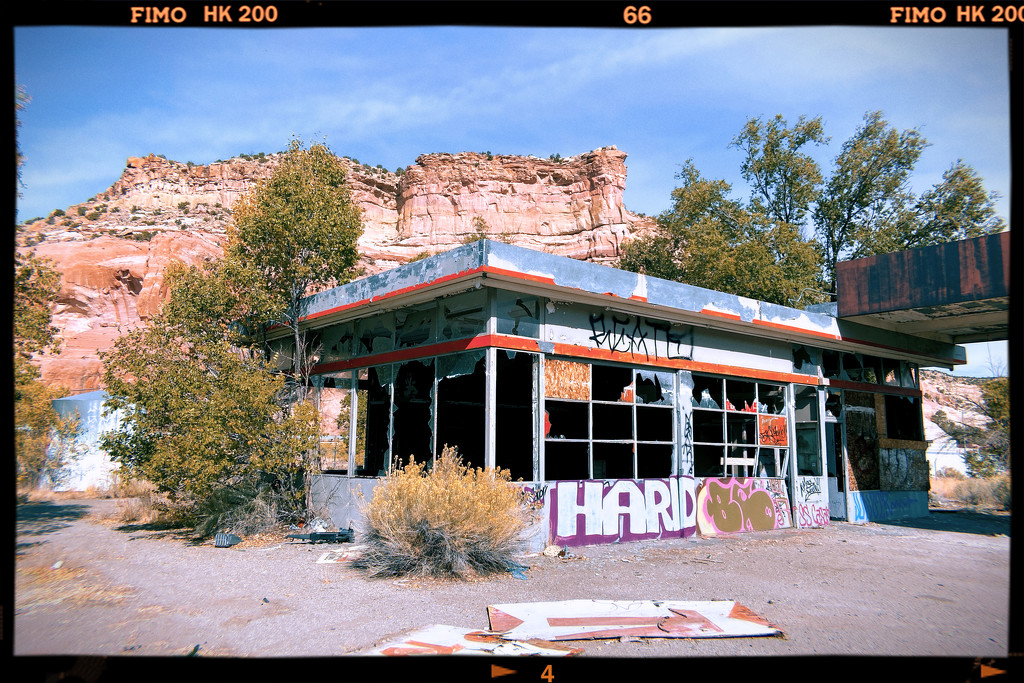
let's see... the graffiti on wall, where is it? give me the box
[696,477,792,535]
[586,313,693,362]
[879,448,930,491]
[849,490,927,523]
[796,503,830,528]
[551,476,697,546]
[757,415,788,446]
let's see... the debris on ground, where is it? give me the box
[508,563,529,580]
[316,545,365,564]
[285,529,354,544]
[487,599,783,641]
[368,624,581,656]
[214,533,242,548]
[542,544,567,557]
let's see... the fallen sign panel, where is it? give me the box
[487,600,782,641]
[367,625,581,656]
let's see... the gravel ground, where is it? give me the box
[15,497,1012,679]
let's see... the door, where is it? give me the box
[793,386,829,528]
[826,421,846,520]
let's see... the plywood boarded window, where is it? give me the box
[544,359,590,401]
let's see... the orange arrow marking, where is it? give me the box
[491,664,517,678]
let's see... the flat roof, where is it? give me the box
[297,240,966,368]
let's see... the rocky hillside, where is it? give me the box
[16,147,656,393]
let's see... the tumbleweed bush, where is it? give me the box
[354,446,531,579]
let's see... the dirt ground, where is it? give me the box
[14,497,1013,680]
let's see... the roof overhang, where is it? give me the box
[294,240,966,369]
[836,231,1010,345]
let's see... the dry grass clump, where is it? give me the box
[952,475,1011,510]
[931,474,1011,511]
[354,446,531,579]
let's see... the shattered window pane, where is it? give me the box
[440,290,487,340]
[317,371,352,472]
[725,379,756,412]
[496,291,540,338]
[882,358,900,386]
[436,353,486,470]
[496,351,536,482]
[692,375,722,409]
[357,366,391,476]
[635,370,674,405]
[356,313,395,356]
[822,350,841,379]
[544,359,590,400]
[392,359,435,466]
[320,322,355,363]
[824,389,843,419]
[842,353,863,382]
[267,337,294,372]
[901,361,918,389]
[592,364,633,402]
[792,344,817,375]
[395,304,436,349]
[863,355,882,385]
[756,448,780,477]
[545,400,588,440]
[757,383,786,414]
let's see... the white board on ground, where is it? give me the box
[367,624,581,656]
[487,599,782,641]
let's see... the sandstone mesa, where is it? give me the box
[17,147,656,393]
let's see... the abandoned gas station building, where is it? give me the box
[285,235,1004,549]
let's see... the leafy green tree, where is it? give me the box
[855,160,1006,256]
[620,155,823,306]
[814,111,929,290]
[625,111,1005,302]
[227,139,363,400]
[100,264,320,512]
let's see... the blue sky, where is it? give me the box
[14,23,1012,375]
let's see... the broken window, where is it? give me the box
[496,351,537,482]
[392,359,435,466]
[320,322,355,364]
[440,289,488,340]
[496,291,540,338]
[884,395,924,441]
[822,349,841,379]
[435,351,486,470]
[881,357,900,386]
[691,374,789,478]
[356,366,391,476]
[543,360,675,480]
[356,313,395,357]
[267,337,295,372]
[317,371,353,472]
[901,362,919,389]
[792,344,818,375]
[395,304,436,349]
[794,385,822,476]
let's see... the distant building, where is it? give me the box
[50,390,122,491]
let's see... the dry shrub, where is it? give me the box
[952,475,1012,511]
[354,446,530,579]
[116,487,169,525]
[929,476,960,501]
[107,472,157,499]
